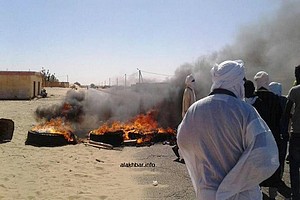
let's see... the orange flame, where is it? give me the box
[62,103,72,117]
[90,110,176,144]
[31,118,75,142]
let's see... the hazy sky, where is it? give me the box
[1,0,281,85]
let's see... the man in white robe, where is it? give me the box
[182,74,196,118]
[177,60,279,200]
[173,74,197,163]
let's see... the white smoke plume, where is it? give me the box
[190,1,300,95]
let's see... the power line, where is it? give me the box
[102,69,172,86]
[140,70,173,77]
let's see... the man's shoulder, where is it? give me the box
[291,85,300,91]
[288,85,300,97]
[256,89,280,101]
[256,88,274,95]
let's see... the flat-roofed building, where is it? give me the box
[0,71,43,100]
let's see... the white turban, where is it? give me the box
[269,82,282,96]
[210,60,245,99]
[254,71,269,90]
[185,74,195,89]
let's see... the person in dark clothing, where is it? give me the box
[269,82,289,177]
[283,65,300,200]
[40,88,47,98]
[253,71,291,199]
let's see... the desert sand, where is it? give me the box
[0,87,292,200]
[0,87,194,200]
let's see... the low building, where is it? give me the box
[0,71,43,100]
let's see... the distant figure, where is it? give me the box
[40,88,47,98]
[177,60,279,199]
[172,74,196,163]
[253,71,291,199]
[283,65,300,199]
[182,74,196,118]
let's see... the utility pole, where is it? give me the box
[124,74,127,88]
[137,68,143,83]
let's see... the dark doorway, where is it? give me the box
[33,81,36,98]
[38,81,41,95]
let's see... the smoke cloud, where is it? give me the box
[35,1,300,136]
[190,1,300,95]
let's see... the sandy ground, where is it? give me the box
[0,87,194,200]
[0,87,292,200]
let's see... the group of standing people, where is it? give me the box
[244,71,290,199]
[175,60,300,199]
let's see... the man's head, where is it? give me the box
[254,71,269,90]
[244,80,256,98]
[210,60,245,99]
[185,74,195,89]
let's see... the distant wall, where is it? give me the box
[43,81,69,88]
[0,71,43,100]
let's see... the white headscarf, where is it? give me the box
[210,60,245,99]
[185,74,195,89]
[269,82,282,96]
[254,71,269,90]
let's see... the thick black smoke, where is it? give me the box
[35,90,85,123]
[81,84,183,130]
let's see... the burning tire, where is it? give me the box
[152,132,176,143]
[128,131,176,146]
[25,131,77,147]
[89,131,124,147]
[0,118,14,143]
